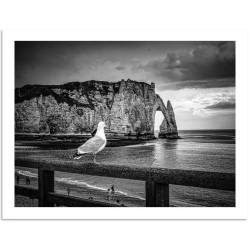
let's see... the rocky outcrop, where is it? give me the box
[15,79,179,139]
[158,101,180,139]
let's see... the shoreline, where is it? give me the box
[15,134,159,150]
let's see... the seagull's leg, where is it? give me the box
[93,153,96,164]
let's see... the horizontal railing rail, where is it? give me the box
[15,157,235,207]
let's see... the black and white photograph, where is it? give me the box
[14,41,235,208]
[2,1,250,250]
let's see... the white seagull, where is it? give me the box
[72,121,107,163]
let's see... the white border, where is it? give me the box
[2,30,248,219]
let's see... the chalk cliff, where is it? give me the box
[15,79,179,139]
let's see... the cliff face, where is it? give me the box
[158,101,180,139]
[15,79,179,139]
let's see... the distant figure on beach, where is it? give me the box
[16,174,20,185]
[116,199,120,204]
[111,185,115,200]
[72,121,107,163]
[26,176,30,185]
[106,189,111,201]
[67,188,71,196]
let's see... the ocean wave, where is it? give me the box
[116,190,145,200]
[125,143,156,148]
[16,169,38,178]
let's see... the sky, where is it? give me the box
[15,41,235,130]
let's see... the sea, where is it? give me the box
[15,129,235,207]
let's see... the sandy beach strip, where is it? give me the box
[15,176,145,207]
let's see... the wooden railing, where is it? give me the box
[15,157,235,207]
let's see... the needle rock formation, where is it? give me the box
[158,100,180,139]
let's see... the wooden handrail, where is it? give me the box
[15,157,235,207]
[15,157,235,191]
[15,185,39,199]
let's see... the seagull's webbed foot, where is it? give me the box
[73,152,83,160]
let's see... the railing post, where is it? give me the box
[38,169,54,207]
[155,183,169,207]
[146,181,169,207]
[145,180,155,206]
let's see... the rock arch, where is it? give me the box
[153,95,179,139]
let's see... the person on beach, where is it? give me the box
[26,176,30,185]
[67,188,71,196]
[111,185,115,201]
[106,189,111,201]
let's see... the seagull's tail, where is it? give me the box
[72,151,84,160]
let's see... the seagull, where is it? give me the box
[72,121,107,163]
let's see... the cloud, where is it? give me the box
[137,41,235,84]
[115,65,126,71]
[157,77,235,91]
[205,102,235,110]
[169,89,235,117]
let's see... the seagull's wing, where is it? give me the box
[78,135,105,154]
